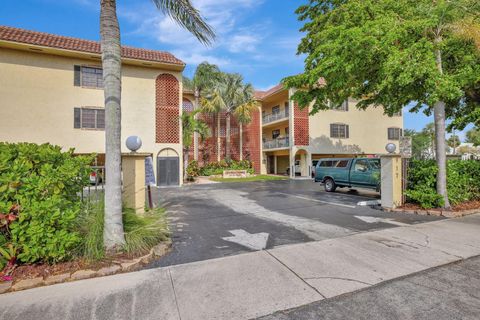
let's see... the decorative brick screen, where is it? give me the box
[294,102,309,146]
[156,74,180,144]
[182,98,195,160]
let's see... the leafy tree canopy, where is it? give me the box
[283,0,480,124]
[466,127,480,146]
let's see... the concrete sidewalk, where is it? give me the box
[1,214,479,320]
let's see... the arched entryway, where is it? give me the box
[291,148,311,178]
[157,148,180,186]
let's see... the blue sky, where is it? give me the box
[1,0,472,139]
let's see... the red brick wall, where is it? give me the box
[196,110,261,173]
[294,102,309,146]
[243,109,261,173]
[155,74,179,144]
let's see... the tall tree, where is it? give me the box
[192,63,221,160]
[100,0,215,251]
[181,110,209,180]
[466,127,480,146]
[447,134,461,154]
[404,128,432,159]
[233,84,260,160]
[284,0,480,209]
[201,73,258,159]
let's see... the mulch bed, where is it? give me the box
[10,250,150,282]
[400,200,480,212]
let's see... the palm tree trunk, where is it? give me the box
[100,0,125,250]
[217,114,221,161]
[239,122,243,161]
[225,112,231,160]
[434,43,451,209]
[183,148,189,181]
[194,89,199,161]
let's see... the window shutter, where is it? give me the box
[97,109,105,129]
[74,65,81,86]
[344,100,349,112]
[388,128,393,139]
[346,125,350,138]
[330,124,334,137]
[74,108,81,128]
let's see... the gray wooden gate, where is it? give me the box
[157,157,179,186]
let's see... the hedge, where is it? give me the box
[187,159,254,178]
[0,143,92,268]
[406,159,480,209]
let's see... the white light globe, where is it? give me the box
[385,143,396,154]
[126,136,142,152]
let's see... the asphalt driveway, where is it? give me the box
[147,179,442,268]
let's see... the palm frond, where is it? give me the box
[151,0,215,45]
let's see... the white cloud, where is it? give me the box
[228,34,261,53]
[172,50,231,67]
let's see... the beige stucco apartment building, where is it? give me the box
[255,85,403,177]
[1,26,403,185]
[0,26,185,186]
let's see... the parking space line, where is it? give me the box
[276,193,356,209]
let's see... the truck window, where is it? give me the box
[368,159,380,169]
[336,160,349,168]
[354,160,369,172]
[320,160,338,167]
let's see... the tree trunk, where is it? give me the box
[193,89,199,161]
[239,122,243,161]
[434,42,451,209]
[100,0,125,250]
[183,148,189,181]
[217,114,221,161]
[433,101,450,209]
[225,112,231,160]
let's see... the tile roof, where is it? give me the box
[254,78,327,100]
[0,25,184,66]
[254,84,285,100]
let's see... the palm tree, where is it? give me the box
[201,73,258,160]
[100,0,215,251]
[233,84,260,160]
[191,63,221,160]
[181,110,209,180]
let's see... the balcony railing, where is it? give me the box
[263,137,290,150]
[262,110,289,125]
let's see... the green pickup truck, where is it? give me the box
[314,158,381,192]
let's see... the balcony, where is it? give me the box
[263,137,290,150]
[262,110,289,125]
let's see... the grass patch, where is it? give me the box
[210,174,289,183]
[76,198,170,261]
[123,207,169,256]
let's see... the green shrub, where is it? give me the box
[186,160,200,179]
[198,160,254,176]
[0,143,92,264]
[406,159,480,208]
[75,199,105,261]
[76,198,170,260]
[123,207,169,256]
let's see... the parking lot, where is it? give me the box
[147,179,442,268]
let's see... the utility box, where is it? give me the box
[380,154,403,209]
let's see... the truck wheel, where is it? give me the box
[324,178,337,192]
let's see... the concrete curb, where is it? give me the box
[2,241,172,294]
[1,215,479,320]
[384,207,480,218]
